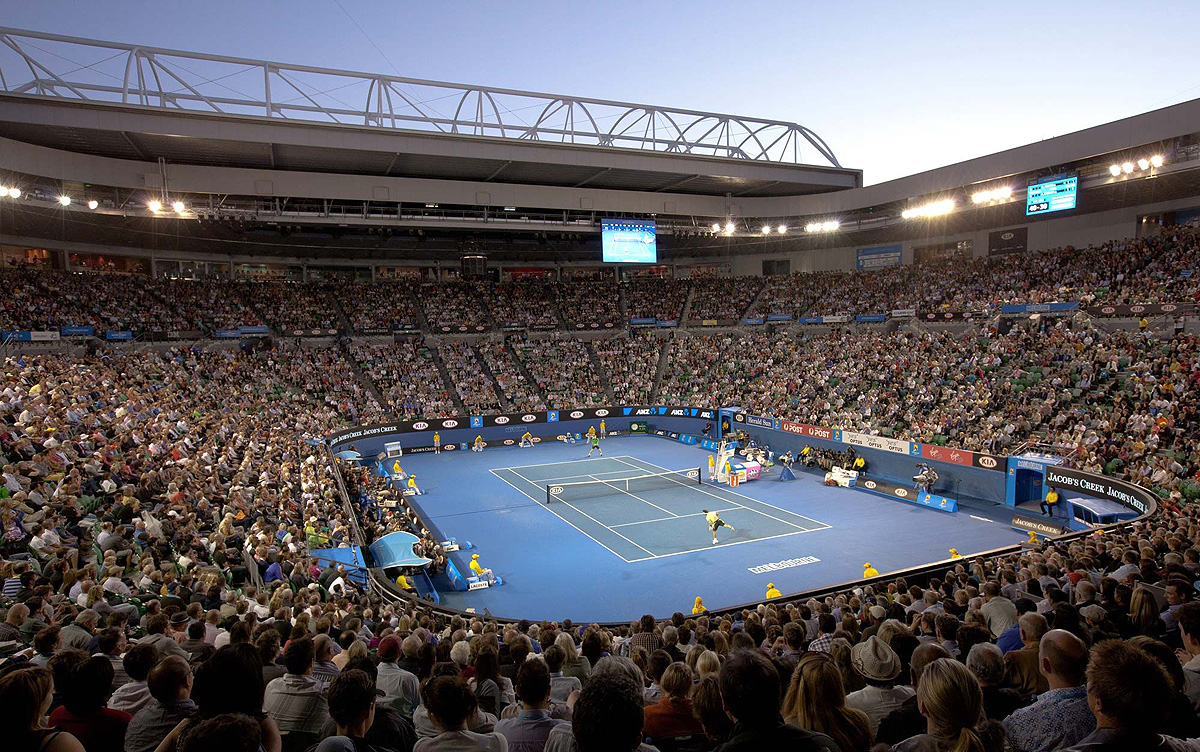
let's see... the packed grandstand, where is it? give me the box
[2,224,1200,752]
[5,17,1200,752]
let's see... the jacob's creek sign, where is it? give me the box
[1044,466,1153,516]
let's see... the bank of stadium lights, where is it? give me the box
[711,222,721,232]
[901,198,955,220]
[0,186,20,198]
[971,186,1013,205]
[805,220,840,233]
[1109,155,1164,177]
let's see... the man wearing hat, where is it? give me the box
[375,635,420,720]
[845,635,915,738]
[862,605,888,641]
[765,583,782,599]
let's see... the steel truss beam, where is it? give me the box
[0,27,842,168]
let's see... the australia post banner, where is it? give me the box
[842,431,912,455]
[1087,303,1195,317]
[1043,466,1155,517]
[780,421,835,441]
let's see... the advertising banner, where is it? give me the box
[701,319,719,326]
[438,324,489,333]
[1044,465,1154,516]
[780,421,835,441]
[215,329,242,339]
[1011,514,1068,537]
[856,244,903,270]
[1000,302,1079,314]
[574,321,617,329]
[843,431,912,455]
[105,331,133,341]
[61,326,95,336]
[239,325,270,335]
[855,314,887,323]
[630,318,656,327]
[656,320,678,327]
[972,452,1004,471]
[1087,303,1195,317]
[920,311,982,321]
[29,331,59,342]
[822,315,850,324]
[741,318,765,325]
[891,309,917,318]
[988,227,1028,255]
[921,444,974,468]
[745,414,778,430]
[766,313,794,321]
[857,477,958,512]
[797,316,824,324]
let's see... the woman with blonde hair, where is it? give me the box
[695,649,721,680]
[1128,586,1166,636]
[892,657,1007,752]
[710,630,729,657]
[554,631,591,684]
[783,652,871,752]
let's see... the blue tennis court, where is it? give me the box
[393,435,1028,621]
[491,456,829,562]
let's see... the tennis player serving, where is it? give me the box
[704,509,735,545]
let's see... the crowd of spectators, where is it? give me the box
[238,282,342,332]
[476,339,546,412]
[349,341,456,420]
[437,341,502,414]
[592,334,663,405]
[152,279,263,332]
[515,337,607,411]
[487,282,560,330]
[337,281,422,333]
[623,278,690,322]
[0,269,194,334]
[687,277,766,321]
[554,279,623,328]
[418,282,491,330]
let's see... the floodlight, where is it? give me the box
[822,221,839,231]
[777,225,787,234]
[87,200,98,210]
[724,222,735,235]
[711,223,721,232]
[1150,155,1164,168]
[8,188,19,199]
[1109,165,1122,177]
[0,187,8,197]
[1121,162,1134,174]
[172,201,186,213]
[148,200,162,212]
[1137,159,1150,171]
[58,195,71,206]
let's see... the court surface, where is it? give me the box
[393,435,1028,621]
[491,456,829,562]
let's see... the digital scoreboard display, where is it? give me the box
[1026,175,1078,216]
[601,218,657,263]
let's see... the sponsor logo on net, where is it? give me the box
[748,556,820,575]
[549,485,565,495]
[686,469,699,479]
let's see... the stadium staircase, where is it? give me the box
[507,339,550,407]
[428,342,467,414]
[583,340,617,403]
[739,279,770,319]
[414,295,434,332]
[337,340,388,408]
[331,295,356,333]
[470,342,511,411]
[649,336,671,403]
[617,282,629,323]
[679,282,696,327]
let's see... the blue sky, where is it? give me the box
[6,1,1200,184]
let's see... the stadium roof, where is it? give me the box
[0,27,862,198]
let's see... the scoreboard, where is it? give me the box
[1026,175,1078,216]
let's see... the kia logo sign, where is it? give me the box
[444,445,456,451]
[532,437,542,443]
[521,414,536,422]
[556,434,566,441]
[1102,306,1115,314]
[590,323,599,328]
[503,439,514,445]
[494,416,510,424]
[549,485,564,494]
[595,409,609,417]
[979,456,998,469]
[1164,304,1178,312]
[686,469,699,479]
[442,420,458,428]
[569,411,584,419]
[895,489,909,498]
[1131,306,1145,313]
[412,422,429,430]
[864,481,877,489]
[1001,232,1014,240]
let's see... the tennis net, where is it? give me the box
[545,467,703,504]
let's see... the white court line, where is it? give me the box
[584,474,677,517]
[505,468,656,558]
[488,468,642,562]
[524,469,649,484]
[611,456,828,533]
[611,507,741,528]
[497,455,638,473]
[969,515,993,523]
[625,528,821,563]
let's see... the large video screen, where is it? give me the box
[601,218,657,263]
[1026,175,1078,216]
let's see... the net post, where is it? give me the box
[545,485,551,504]
[695,467,702,485]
